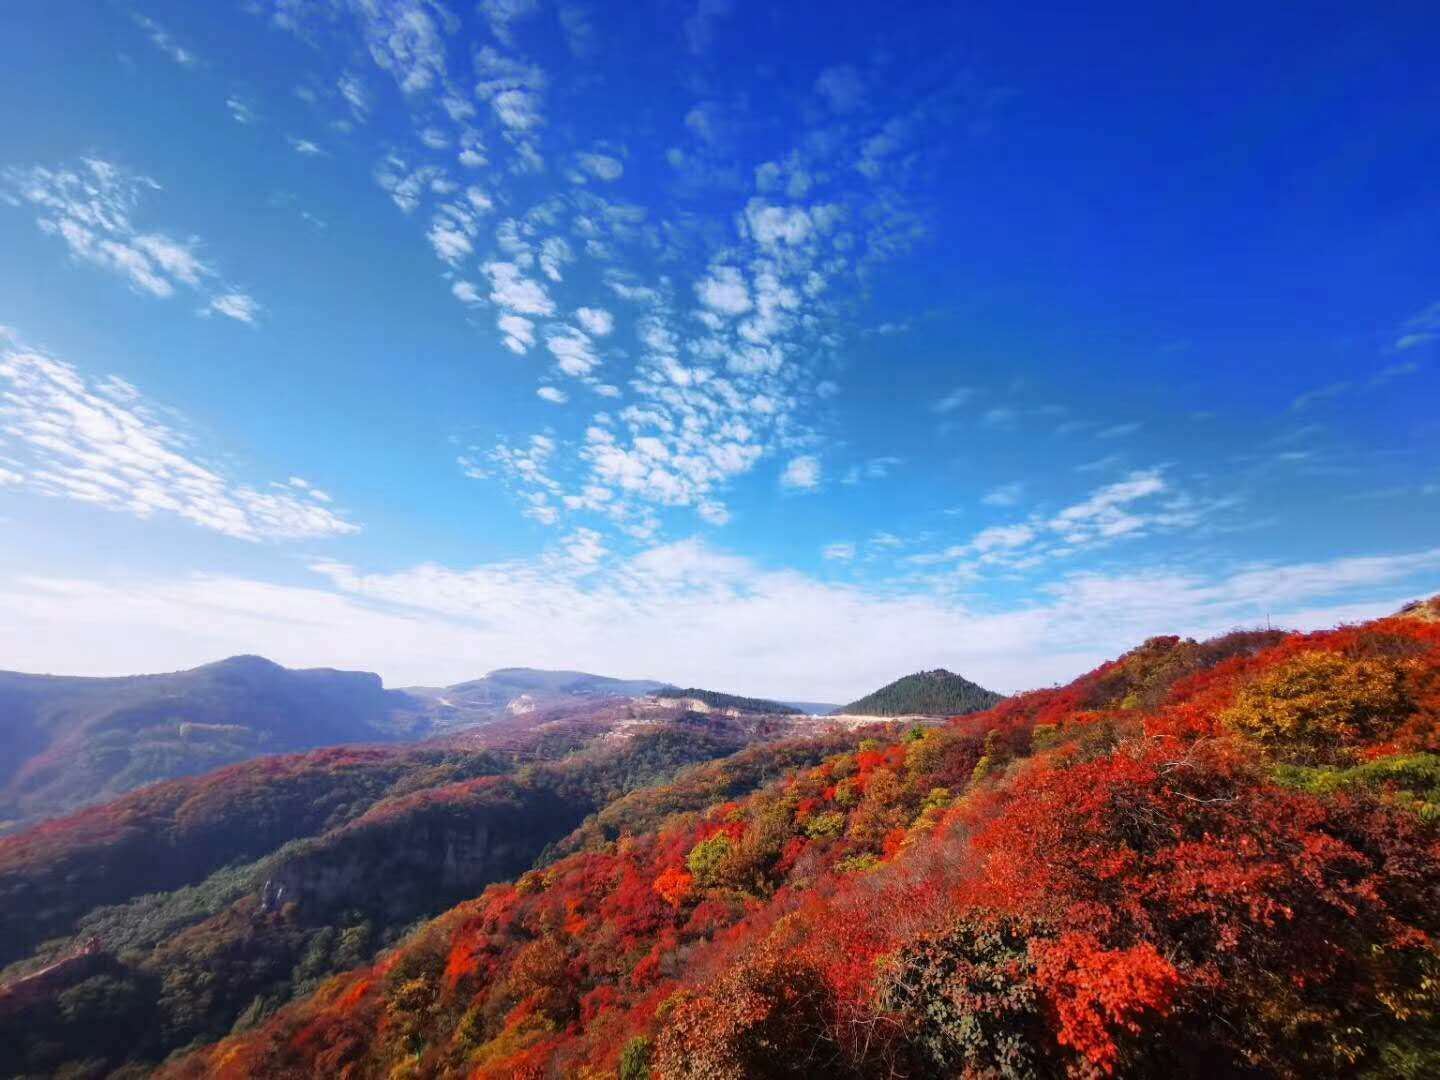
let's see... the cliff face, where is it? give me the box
[0,941,108,1018]
[268,789,573,921]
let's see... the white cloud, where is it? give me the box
[981,481,1024,507]
[225,95,257,124]
[971,522,1036,553]
[474,47,547,131]
[697,499,730,526]
[933,386,974,413]
[498,313,536,353]
[338,72,371,120]
[743,198,814,246]
[536,386,568,404]
[1370,361,1420,386]
[575,152,624,181]
[558,3,598,56]
[1396,301,1440,351]
[350,0,452,95]
[1096,421,1142,439]
[695,265,752,315]
[479,0,541,45]
[539,235,574,281]
[1290,382,1351,412]
[823,541,856,561]
[842,456,903,485]
[484,261,555,316]
[3,159,259,321]
[0,341,357,542]
[288,137,325,156]
[911,470,1203,570]
[546,327,600,377]
[575,306,614,336]
[781,454,821,491]
[205,292,262,325]
[814,65,866,113]
[683,0,735,54]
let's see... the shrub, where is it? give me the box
[1223,651,1414,760]
[877,916,1054,1076]
[686,834,735,887]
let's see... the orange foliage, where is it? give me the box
[651,865,694,908]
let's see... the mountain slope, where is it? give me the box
[403,667,668,727]
[840,667,1004,716]
[157,603,1440,1079]
[0,683,867,1076]
[0,655,431,831]
[0,714,833,1073]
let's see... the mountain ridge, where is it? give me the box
[0,658,849,832]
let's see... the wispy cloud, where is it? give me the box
[684,0,736,54]
[2,158,260,323]
[0,338,356,541]
[1096,421,1142,439]
[1395,300,1440,351]
[204,293,262,325]
[132,13,198,68]
[910,469,1221,571]
[225,95,258,124]
[1370,360,1420,386]
[933,386,975,413]
[1291,381,1351,412]
[843,456,903,485]
[981,481,1024,507]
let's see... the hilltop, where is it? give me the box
[840,667,1005,717]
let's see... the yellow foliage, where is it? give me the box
[1222,651,1414,759]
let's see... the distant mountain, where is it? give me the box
[403,667,668,727]
[839,668,1005,717]
[0,655,430,832]
[650,686,796,714]
[0,659,817,833]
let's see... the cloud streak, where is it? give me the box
[2,159,261,323]
[0,338,356,541]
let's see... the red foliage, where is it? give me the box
[651,865,694,908]
[155,605,1440,1080]
[1032,933,1179,1073]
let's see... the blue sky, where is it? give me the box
[1,0,1437,699]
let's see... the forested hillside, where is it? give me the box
[841,667,1004,717]
[0,655,432,833]
[155,601,1440,1078]
[0,699,854,1076]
